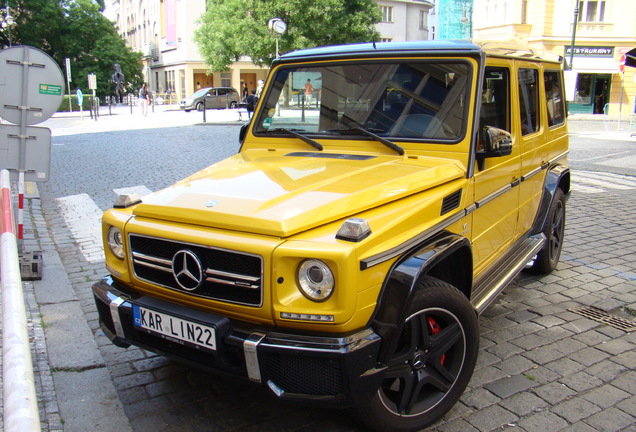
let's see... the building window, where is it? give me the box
[381,6,393,22]
[579,1,605,22]
[419,10,428,30]
[381,38,393,42]
[221,73,231,88]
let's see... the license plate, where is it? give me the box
[132,305,216,351]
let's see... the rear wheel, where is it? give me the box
[354,277,479,432]
[531,188,565,273]
[229,101,237,109]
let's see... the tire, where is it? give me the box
[531,188,565,274]
[229,101,237,109]
[184,110,191,113]
[196,102,204,112]
[354,277,479,432]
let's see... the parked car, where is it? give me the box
[179,87,239,112]
[94,40,569,432]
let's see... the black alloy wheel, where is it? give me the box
[355,277,479,432]
[531,187,566,273]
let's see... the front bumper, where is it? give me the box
[93,276,384,406]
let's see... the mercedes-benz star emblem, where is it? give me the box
[172,250,203,291]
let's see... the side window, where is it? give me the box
[217,88,228,96]
[544,70,565,127]
[518,68,540,135]
[481,66,510,132]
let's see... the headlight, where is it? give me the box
[107,226,125,259]
[297,259,334,301]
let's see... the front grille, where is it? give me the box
[129,235,263,306]
[265,352,343,396]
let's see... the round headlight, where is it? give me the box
[297,259,334,301]
[107,226,125,259]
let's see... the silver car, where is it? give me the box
[179,87,239,112]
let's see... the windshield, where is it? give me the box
[253,60,472,141]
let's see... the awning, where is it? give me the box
[570,56,619,73]
[625,47,636,68]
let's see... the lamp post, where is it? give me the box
[568,6,579,70]
[1,2,14,47]
[268,18,287,58]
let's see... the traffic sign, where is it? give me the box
[76,88,84,105]
[0,45,65,125]
[619,54,626,73]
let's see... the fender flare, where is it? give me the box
[370,232,472,364]
[530,165,570,235]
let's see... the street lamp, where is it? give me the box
[1,2,14,47]
[268,18,287,58]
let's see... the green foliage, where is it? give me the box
[195,0,381,72]
[4,0,143,99]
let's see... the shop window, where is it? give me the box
[518,68,539,135]
[545,71,565,127]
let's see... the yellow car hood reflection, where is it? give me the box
[133,150,465,237]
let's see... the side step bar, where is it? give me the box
[472,234,545,314]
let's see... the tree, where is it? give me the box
[3,0,143,100]
[195,0,381,72]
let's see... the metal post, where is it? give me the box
[568,7,579,70]
[203,97,206,122]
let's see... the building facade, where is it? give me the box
[473,0,636,115]
[108,0,269,101]
[107,0,436,101]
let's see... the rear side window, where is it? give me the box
[518,68,540,135]
[481,67,510,132]
[544,70,565,127]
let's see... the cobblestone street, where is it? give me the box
[10,108,636,431]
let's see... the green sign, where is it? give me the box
[39,84,63,95]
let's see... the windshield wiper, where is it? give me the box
[336,127,404,156]
[273,128,323,151]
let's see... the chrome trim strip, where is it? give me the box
[521,166,542,181]
[205,276,260,289]
[109,297,126,338]
[205,268,261,283]
[134,260,172,272]
[476,183,511,208]
[261,328,380,354]
[550,150,569,164]
[132,252,171,266]
[244,332,266,383]
[361,209,467,270]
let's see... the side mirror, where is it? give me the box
[476,126,513,170]
[239,122,249,146]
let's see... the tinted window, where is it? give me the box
[480,67,510,132]
[518,68,540,135]
[544,70,565,127]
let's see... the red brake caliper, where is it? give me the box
[426,316,446,365]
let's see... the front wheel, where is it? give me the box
[195,102,204,112]
[531,188,565,273]
[354,277,479,432]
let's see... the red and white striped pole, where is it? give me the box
[0,169,41,432]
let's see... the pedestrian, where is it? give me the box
[304,79,313,106]
[242,82,249,103]
[246,89,257,119]
[139,83,150,116]
[256,80,265,98]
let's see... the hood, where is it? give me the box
[132,150,465,237]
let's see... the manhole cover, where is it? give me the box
[569,306,636,332]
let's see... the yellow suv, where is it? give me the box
[93,40,569,431]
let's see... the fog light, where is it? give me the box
[280,312,335,322]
